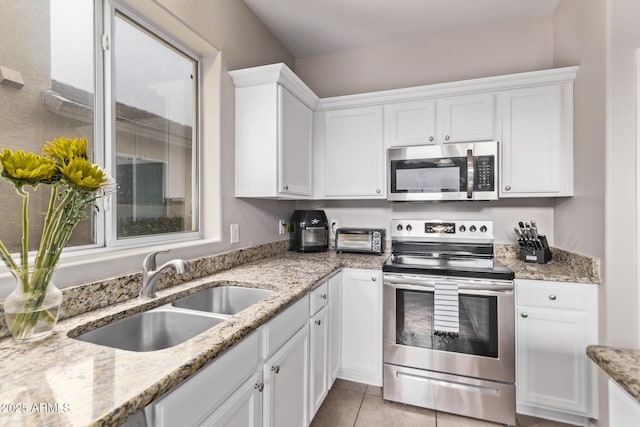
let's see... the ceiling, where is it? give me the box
[242,0,560,58]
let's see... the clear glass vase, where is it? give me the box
[3,267,63,342]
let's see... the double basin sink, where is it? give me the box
[73,285,274,352]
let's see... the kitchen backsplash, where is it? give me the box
[0,240,289,339]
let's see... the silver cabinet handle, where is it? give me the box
[315,320,321,326]
[505,185,511,191]
[466,149,474,199]
[429,136,434,142]
[521,313,528,318]
[376,189,381,194]
[255,383,264,392]
[283,185,289,190]
[549,295,557,301]
[320,294,327,300]
[371,277,377,281]
[271,365,280,374]
[445,135,451,141]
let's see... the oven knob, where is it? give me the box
[469,225,477,232]
[396,224,403,231]
[480,225,488,233]
[406,224,412,231]
[459,225,466,232]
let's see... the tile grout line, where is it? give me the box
[352,386,367,427]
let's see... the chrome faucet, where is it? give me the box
[140,250,190,298]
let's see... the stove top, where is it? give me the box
[384,219,514,281]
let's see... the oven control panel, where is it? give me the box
[391,220,493,240]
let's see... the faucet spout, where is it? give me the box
[140,251,190,299]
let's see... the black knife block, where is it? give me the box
[518,235,552,264]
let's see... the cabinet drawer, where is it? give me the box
[310,280,328,315]
[262,295,309,357]
[516,280,587,311]
[152,331,260,427]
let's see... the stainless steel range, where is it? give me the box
[382,219,516,426]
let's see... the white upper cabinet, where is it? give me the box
[315,106,385,199]
[230,64,318,199]
[232,63,577,200]
[438,93,496,143]
[500,84,573,197]
[385,93,496,147]
[384,99,437,146]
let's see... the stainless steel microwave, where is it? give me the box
[387,141,498,202]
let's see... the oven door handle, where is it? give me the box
[383,274,513,292]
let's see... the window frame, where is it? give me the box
[104,0,203,248]
[0,0,214,288]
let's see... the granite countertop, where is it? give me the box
[587,345,640,403]
[0,242,598,426]
[0,250,387,427]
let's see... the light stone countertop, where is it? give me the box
[587,345,640,402]
[0,244,598,426]
[0,250,388,427]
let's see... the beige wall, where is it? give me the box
[605,0,640,348]
[295,15,554,98]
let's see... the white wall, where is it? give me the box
[295,15,554,98]
[294,14,557,246]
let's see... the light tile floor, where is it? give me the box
[310,379,575,427]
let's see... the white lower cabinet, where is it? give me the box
[148,331,261,427]
[309,306,329,420]
[515,280,598,425]
[202,372,263,427]
[327,271,342,385]
[339,268,383,386]
[609,379,640,427]
[263,324,310,427]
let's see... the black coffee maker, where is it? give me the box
[289,210,329,253]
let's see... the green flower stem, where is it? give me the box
[0,240,19,273]
[33,187,58,270]
[18,187,29,292]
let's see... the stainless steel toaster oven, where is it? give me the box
[335,228,386,255]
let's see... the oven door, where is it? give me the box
[387,142,497,202]
[383,273,514,383]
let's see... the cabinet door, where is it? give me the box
[328,272,342,385]
[437,93,496,143]
[201,372,263,427]
[339,269,382,386]
[609,379,640,427]
[384,99,437,147]
[309,306,329,421]
[322,106,385,198]
[263,324,309,427]
[516,307,590,415]
[500,85,572,197]
[279,86,313,196]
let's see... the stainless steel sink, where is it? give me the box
[172,286,274,315]
[74,307,225,352]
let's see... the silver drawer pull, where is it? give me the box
[521,313,528,318]
[549,295,557,301]
[254,383,264,392]
[315,320,321,326]
[271,365,280,374]
[320,294,327,300]
[505,185,511,191]
[372,277,377,281]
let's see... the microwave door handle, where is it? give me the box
[466,149,474,199]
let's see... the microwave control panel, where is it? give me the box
[475,156,495,191]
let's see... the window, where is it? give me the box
[0,0,200,255]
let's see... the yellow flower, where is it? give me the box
[59,156,113,193]
[0,148,58,186]
[43,137,88,165]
